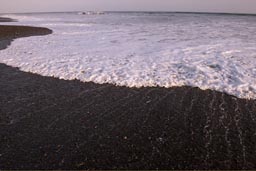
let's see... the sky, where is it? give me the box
[0,0,256,14]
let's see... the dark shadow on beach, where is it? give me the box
[0,19,256,170]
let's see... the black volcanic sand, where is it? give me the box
[0,22,52,50]
[1,19,256,170]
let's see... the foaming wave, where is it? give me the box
[0,12,256,99]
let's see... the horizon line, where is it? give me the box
[1,10,256,16]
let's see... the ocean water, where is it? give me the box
[0,12,256,99]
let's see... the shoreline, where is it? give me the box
[0,18,256,170]
[0,19,52,50]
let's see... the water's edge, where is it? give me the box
[1,13,255,99]
[1,18,256,169]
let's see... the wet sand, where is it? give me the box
[0,19,52,50]
[0,18,256,170]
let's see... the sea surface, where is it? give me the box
[0,12,256,99]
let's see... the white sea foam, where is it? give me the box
[0,12,256,99]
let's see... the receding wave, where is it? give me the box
[0,12,256,99]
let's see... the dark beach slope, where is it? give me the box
[0,18,52,50]
[1,18,256,170]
